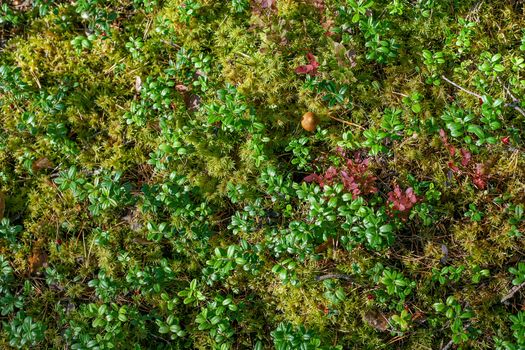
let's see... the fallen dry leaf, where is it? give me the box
[363,310,389,332]
[315,237,334,253]
[32,157,54,172]
[184,94,201,111]
[29,250,48,273]
[176,84,189,92]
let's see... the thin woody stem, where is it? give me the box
[501,281,525,304]
[442,75,525,118]
[441,75,482,99]
[328,114,365,129]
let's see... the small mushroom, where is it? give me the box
[301,112,318,132]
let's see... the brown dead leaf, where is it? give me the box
[363,310,389,332]
[333,42,357,68]
[29,250,48,273]
[184,94,201,111]
[176,84,189,92]
[315,237,335,253]
[122,206,143,232]
[32,158,54,172]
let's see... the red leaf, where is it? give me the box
[472,178,486,189]
[460,148,471,167]
[501,136,510,145]
[387,185,420,219]
[295,65,313,74]
[324,166,338,180]
[304,173,321,183]
[471,163,487,189]
[448,161,460,173]
[306,52,319,68]
[296,52,319,76]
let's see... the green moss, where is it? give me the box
[0,0,525,349]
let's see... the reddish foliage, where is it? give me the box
[439,129,488,190]
[501,136,510,145]
[304,154,377,198]
[460,148,471,167]
[472,163,488,190]
[295,52,319,76]
[387,185,420,220]
[447,161,460,173]
[439,129,456,156]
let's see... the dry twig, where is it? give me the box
[501,281,525,304]
[328,114,365,129]
[315,273,353,282]
[442,75,525,118]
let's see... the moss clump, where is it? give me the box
[0,0,525,349]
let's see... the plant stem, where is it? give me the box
[441,75,482,99]
[315,274,353,282]
[501,281,525,303]
[327,114,365,129]
[442,75,525,118]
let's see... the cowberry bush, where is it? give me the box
[0,0,525,349]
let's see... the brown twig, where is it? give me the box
[392,91,409,98]
[441,75,482,99]
[442,75,525,118]
[501,281,525,304]
[441,339,455,350]
[315,273,353,282]
[327,114,365,129]
[439,278,525,348]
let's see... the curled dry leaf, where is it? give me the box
[363,310,389,332]
[122,206,142,232]
[315,237,335,253]
[32,157,54,172]
[440,244,449,264]
[185,94,201,111]
[29,250,48,274]
[333,42,357,68]
[345,49,357,68]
